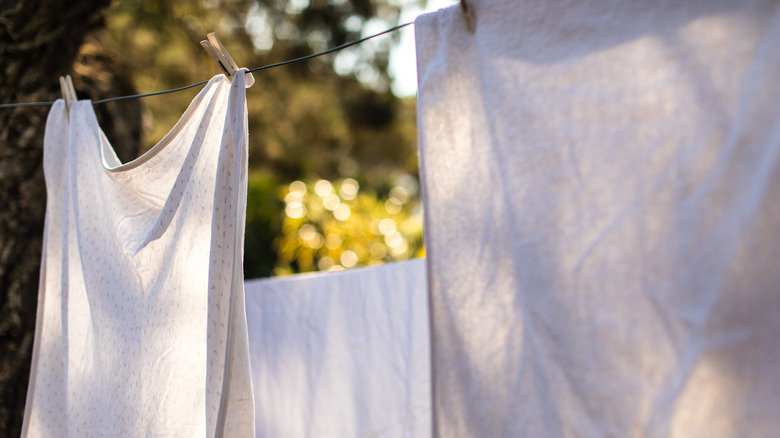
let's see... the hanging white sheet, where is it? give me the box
[23,71,255,437]
[416,1,780,436]
[245,259,431,438]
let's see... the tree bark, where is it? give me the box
[0,1,141,434]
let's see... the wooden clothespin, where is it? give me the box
[201,32,255,86]
[460,0,476,33]
[59,74,77,116]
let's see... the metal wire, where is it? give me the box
[247,22,412,74]
[0,101,56,109]
[93,80,209,105]
[0,21,414,110]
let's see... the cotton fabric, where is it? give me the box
[23,71,255,437]
[415,1,780,437]
[245,259,431,438]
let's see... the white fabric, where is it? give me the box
[245,259,431,438]
[416,1,780,437]
[23,71,255,437]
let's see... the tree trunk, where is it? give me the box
[0,1,142,434]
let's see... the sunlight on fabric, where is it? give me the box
[390,0,459,96]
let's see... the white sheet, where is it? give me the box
[245,259,430,438]
[416,1,780,436]
[23,71,255,437]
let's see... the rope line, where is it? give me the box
[0,21,414,110]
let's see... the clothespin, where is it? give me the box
[460,0,476,33]
[58,74,77,116]
[201,32,255,86]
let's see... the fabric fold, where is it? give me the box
[23,71,254,437]
[244,259,431,438]
[415,1,780,436]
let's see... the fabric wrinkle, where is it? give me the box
[23,72,255,437]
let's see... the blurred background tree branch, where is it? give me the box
[98,0,430,277]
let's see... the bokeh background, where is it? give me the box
[99,0,456,277]
[0,0,454,433]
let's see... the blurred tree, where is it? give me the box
[96,0,422,277]
[98,0,420,179]
[0,0,144,434]
[274,175,424,275]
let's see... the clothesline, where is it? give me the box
[0,21,414,110]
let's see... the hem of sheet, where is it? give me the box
[101,75,223,174]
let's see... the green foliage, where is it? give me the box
[273,176,424,275]
[98,0,423,277]
[244,172,284,278]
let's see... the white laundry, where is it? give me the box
[244,259,431,438]
[415,1,780,437]
[22,71,255,437]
